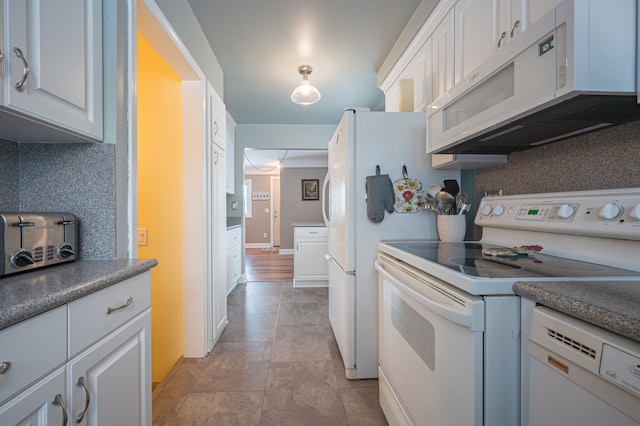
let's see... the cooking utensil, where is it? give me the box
[436,190,455,215]
[457,203,471,215]
[427,184,442,198]
[443,179,459,197]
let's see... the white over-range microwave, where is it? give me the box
[427,0,640,155]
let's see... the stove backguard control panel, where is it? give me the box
[475,188,640,241]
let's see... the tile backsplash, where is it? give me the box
[470,119,640,239]
[0,140,117,260]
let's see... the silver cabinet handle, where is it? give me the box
[106,296,133,314]
[13,47,30,90]
[75,377,90,423]
[0,48,3,63]
[0,361,10,374]
[497,31,507,48]
[53,394,68,426]
[510,20,520,38]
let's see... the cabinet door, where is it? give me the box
[432,8,455,102]
[410,42,429,111]
[213,148,228,338]
[455,0,495,83]
[207,82,226,149]
[295,240,329,281]
[67,311,151,426]
[206,144,228,350]
[225,111,236,194]
[0,368,67,426]
[521,0,562,32]
[3,0,102,140]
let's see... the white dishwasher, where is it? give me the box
[528,306,640,426]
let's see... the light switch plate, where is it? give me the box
[138,228,148,246]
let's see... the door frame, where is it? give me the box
[136,0,212,358]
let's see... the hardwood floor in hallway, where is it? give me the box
[151,281,387,425]
[245,248,293,281]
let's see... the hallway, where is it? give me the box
[151,280,387,425]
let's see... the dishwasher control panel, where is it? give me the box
[600,344,640,397]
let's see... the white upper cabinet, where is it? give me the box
[432,8,455,103]
[207,82,226,149]
[226,111,236,194]
[1,0,103,142]
[410,38,432,111]
[455,0,494,84]
[455,0,562,83]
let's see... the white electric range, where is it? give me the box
[376,188,640,426]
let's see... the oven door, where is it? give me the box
[375,255,484,425]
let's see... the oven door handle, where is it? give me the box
[376,260,474,329]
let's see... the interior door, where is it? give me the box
[271,177,281,247]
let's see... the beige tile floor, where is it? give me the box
[152,281,388,425]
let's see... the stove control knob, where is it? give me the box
[10,249,35,268]
[493,205,505,216]
[557,204,575,219]
[598,203,622,221]
[57,243,76,259]
[628,203,640,222]
[481,204,493,216]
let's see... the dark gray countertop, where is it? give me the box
[513,280,640,343]
[0,259,157,330]
[227,216,241,228]
[291,222,326,227]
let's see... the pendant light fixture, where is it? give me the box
[290,65,321,105]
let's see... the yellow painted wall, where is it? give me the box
[137,32,184,383]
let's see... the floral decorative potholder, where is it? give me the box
[393,165,423,213]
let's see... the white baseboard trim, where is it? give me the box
[278,249,294,255]
[237,273,248,284]
[245,243,271,249]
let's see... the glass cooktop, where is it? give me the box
[383,241,640,279]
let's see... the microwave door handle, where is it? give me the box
[375,261,473,329]
[322,172,330,226]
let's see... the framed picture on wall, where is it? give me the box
[302,179,319,200]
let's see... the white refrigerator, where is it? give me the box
[323,108,460,379]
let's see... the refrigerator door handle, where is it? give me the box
[322,172,330,226]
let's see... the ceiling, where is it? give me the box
[185,0,426,126]
[243,149,328,174]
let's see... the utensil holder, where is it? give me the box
[437,215,466,242]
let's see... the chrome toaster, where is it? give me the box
[0,212,78,277]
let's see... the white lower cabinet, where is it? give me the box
[67,311,151,426]
[0,367,66,425]
[293,226,328,287]
[226,226,242,294]
[0,272,152,426]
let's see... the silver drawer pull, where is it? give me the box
[106,296,133,314]
[0,361,11,374]
[13,47,30,90]
[53,394,68,426]
[76,376,91,423]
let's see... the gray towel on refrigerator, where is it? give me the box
[366,174,395,223]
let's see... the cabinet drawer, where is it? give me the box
[227,263,241,292]
[226,227,241,248]
[68,272,151,357]
[0,306,66,405]
[226,244,242,271]
[294,227,327,239]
